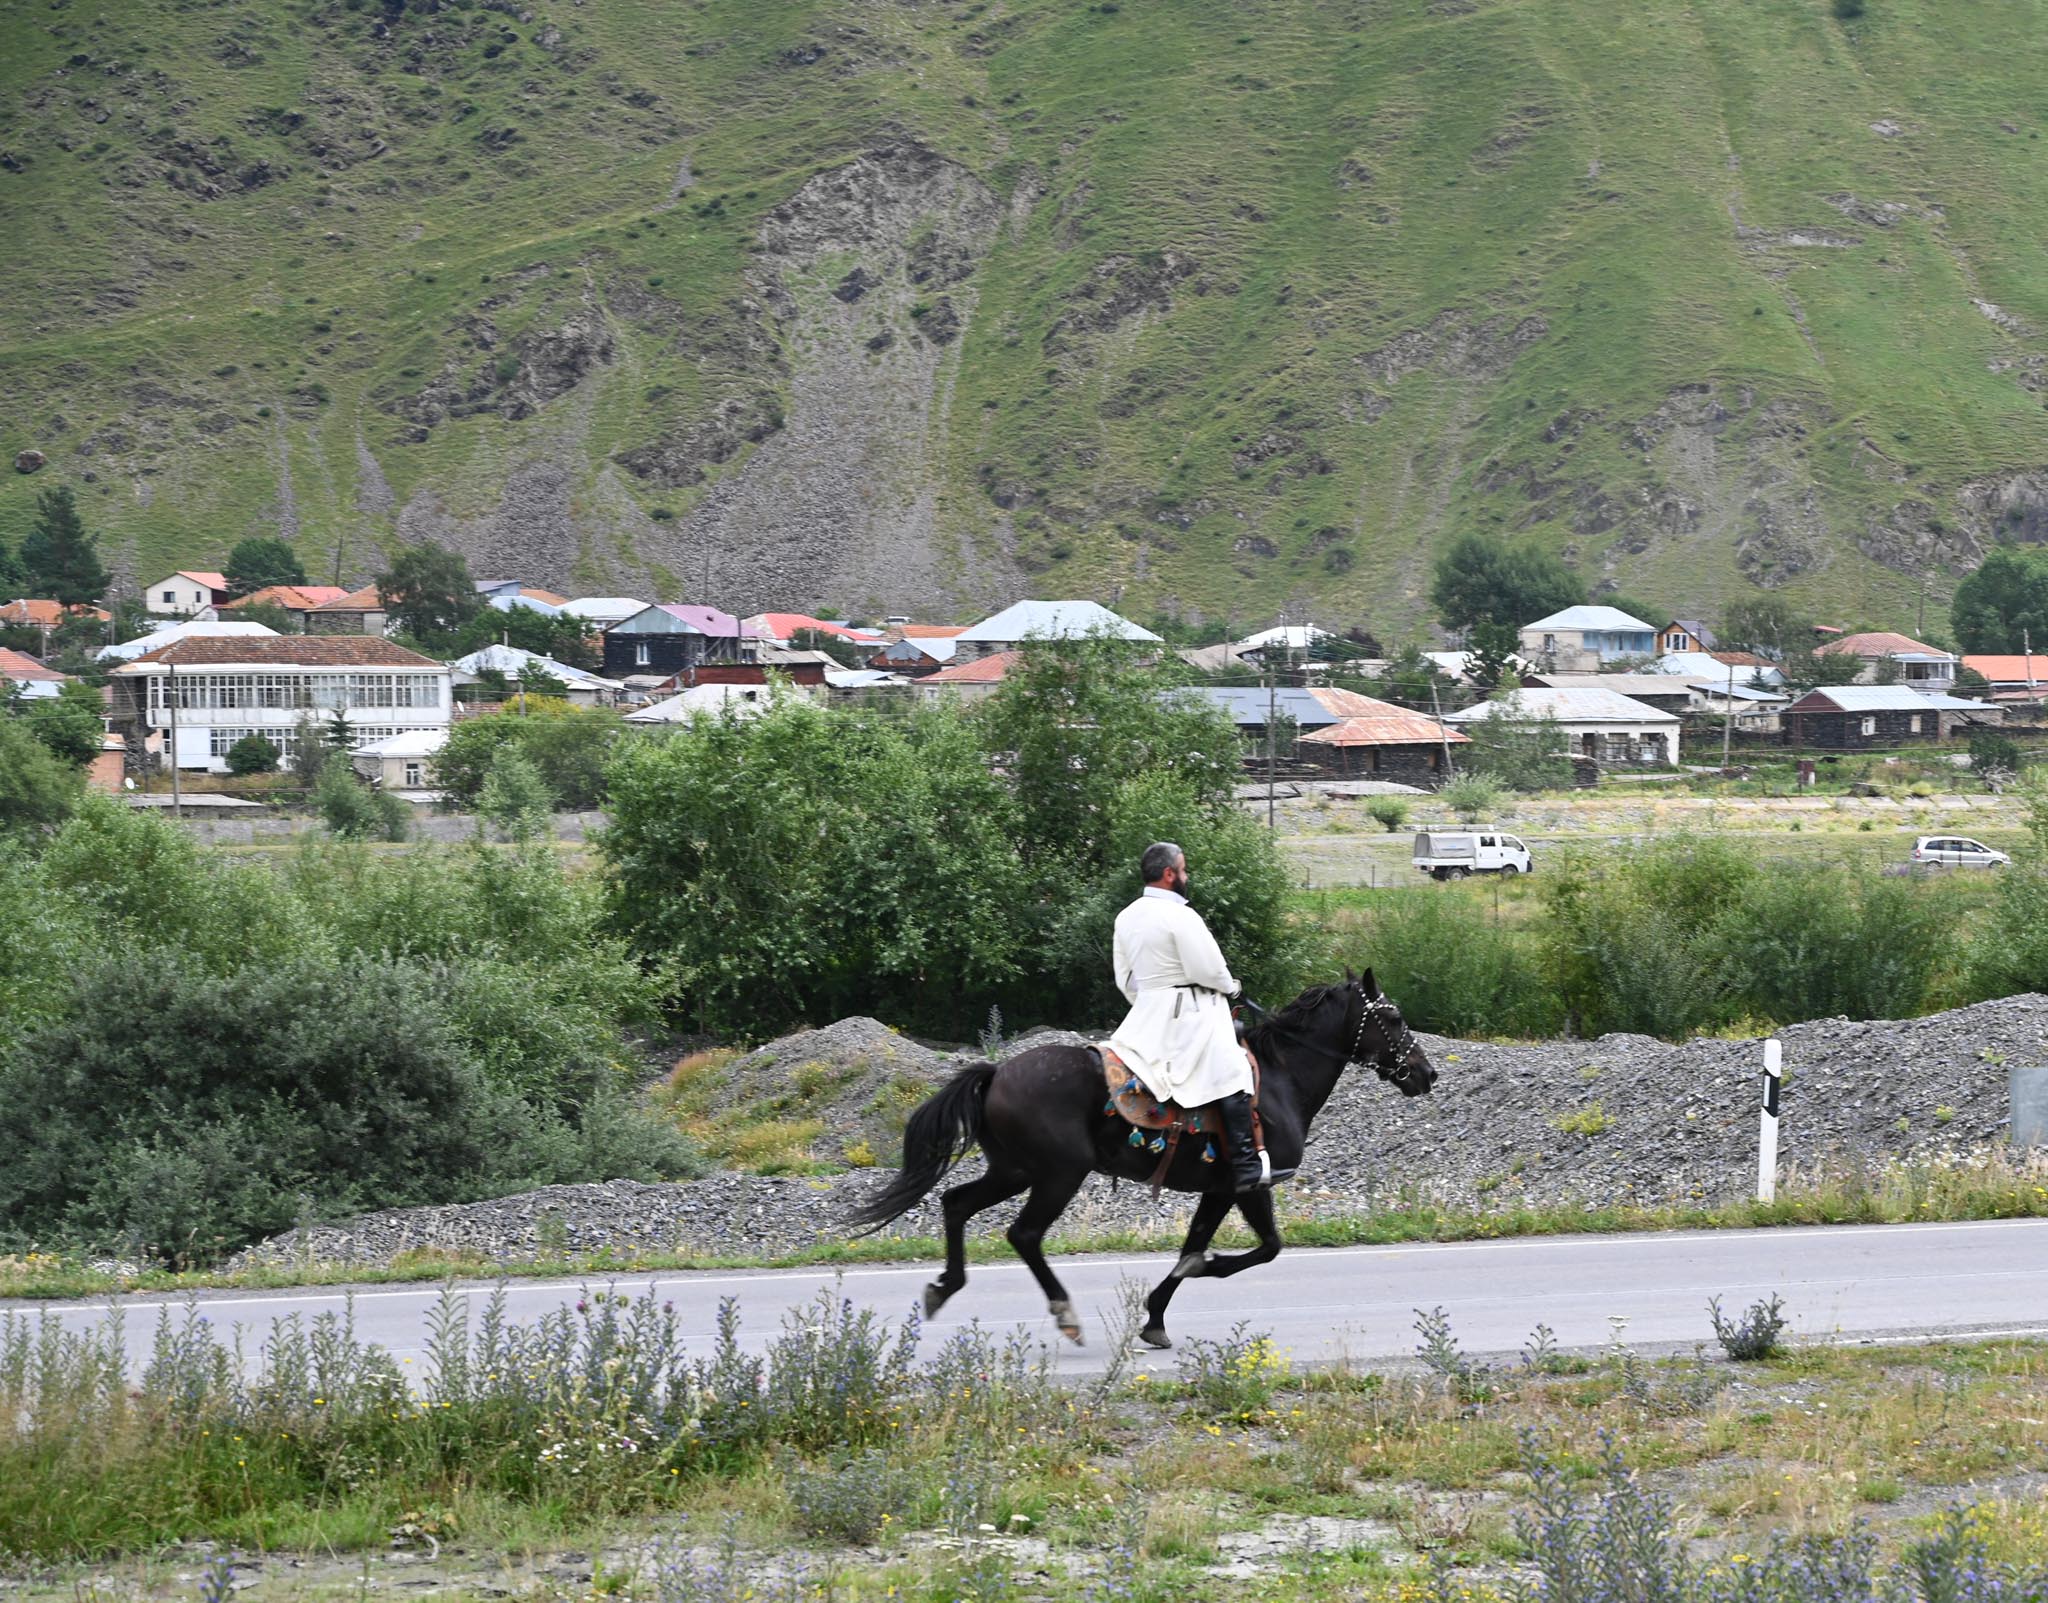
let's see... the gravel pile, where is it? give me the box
[707,1016,958,1167]
[237,995,2048,1270]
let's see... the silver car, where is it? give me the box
[1911,835,2010,869]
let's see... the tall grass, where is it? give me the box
[0,1285,1067,1563]
[1337,835,1984,1041]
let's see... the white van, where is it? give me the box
[1412,829,1533,880]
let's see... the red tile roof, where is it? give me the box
[922,649,1021,684]
[172,571,229,590]
[1819,630,1944,657]
[1962,655,2048,684]
[0,599,110,626]
[0,646,67,682]
[223,584,349,611]
[520,587,571,606]
[115,635,443,670]
[894,624,967,639]
[312,584,384,611]
[1709,650,1772,667]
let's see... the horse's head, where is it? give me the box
[1344,968,1435,1097]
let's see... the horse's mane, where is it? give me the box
[1245,981,1350,1058]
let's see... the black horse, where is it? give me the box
[849,971,1436,1350]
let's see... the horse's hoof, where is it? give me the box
[922,1281,950,1318]
[1171,1250,1212,1281]
[1049,1299,1084,1346]
[1139,1325,1172,1350]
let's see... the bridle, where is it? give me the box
[1346,979,1420,1079]
[1250,978,1418,1079]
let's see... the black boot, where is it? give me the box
[1215,1092,1270,1195]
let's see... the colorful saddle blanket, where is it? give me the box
[1100,1046,1225,1135]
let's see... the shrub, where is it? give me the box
[315,763,408,841]
[1833,0,1865,16]
[1969,727,2022,783]
[1709,1293,1789,1360]
[1340,888,1561,1036]
[478,743,551,840]
[224,732,281,776]
[785,1448,921,1542]
[1365,796,1410,832]
[435,704,624,810]
[1175,1321,1288,1420]
[0,719,81,838]
[0,951,691,1262]
[1441,774,1504,820]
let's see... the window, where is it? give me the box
[1908,714,1922,734]
[403,760,424,786]
[161,589,175,604]
[1861,716,1876,736]
[635,641,651,666]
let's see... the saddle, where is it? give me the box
[1098,1045,1265,1195]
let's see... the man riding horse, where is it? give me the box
[852,843,1436,1348]
[1111,841,1288,1194]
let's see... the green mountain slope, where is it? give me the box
[1,0,2044,634]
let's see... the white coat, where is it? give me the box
[1107,886,1252,1106]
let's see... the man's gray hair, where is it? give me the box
[1141,841,1185,883]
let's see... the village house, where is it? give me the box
[1779,684,1995,749]
[1658,649,1787,689]
[448,643,625,706]
[1294,694,1467,784]
[1446,686,1681,765]
[306,585,389,636]
[914,650,1022,701]
[1518,605,1658,672]
[1176,685,1435,756]
[600,604,756,681]
[559,597,651,628]
[1519,671,1697,717]
[743,613,888,652]
[96,619,279,664]
[953,600,1160,661]
[107,635,452,774]
[1816,631,1958,693]
[220,584,348,625]
[350,728,447,792]
[144,571,230,618]
[1960,654,2048,706]
[0,644,68,700]
[871,634,961,674]
[623,682,798,723]
[1659,618,1715,655]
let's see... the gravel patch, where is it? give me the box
[237,995,2048,1270]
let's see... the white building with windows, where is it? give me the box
[108,635,452,773]
[144,570,229,618]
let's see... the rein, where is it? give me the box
[1249,981,1414,1076]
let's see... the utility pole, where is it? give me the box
[1429,678,1456,781]
[166,660,182,820]
[2027,627,2037,702]
[1265,649,1279,831]
[1721,658,1735,770]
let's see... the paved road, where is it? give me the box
[14,1219,2048,1378]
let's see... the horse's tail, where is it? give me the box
[845,1062,997,1233]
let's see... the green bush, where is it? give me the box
[224,732,281,776]
[315,763,409,841]
[1365,797,1410,832]
[1341,888,1562,1037]
[0,719,81,838]
[434,703,623,810]
[0,951,691,1263]
[478,743,552,840]
[1442,773,1505,820]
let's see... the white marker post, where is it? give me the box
[1757,1038,1783,1204]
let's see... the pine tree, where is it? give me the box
[18,487,112,606]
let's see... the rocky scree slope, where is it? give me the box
[240,994,2048,1267]
[3,0,2046,632]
